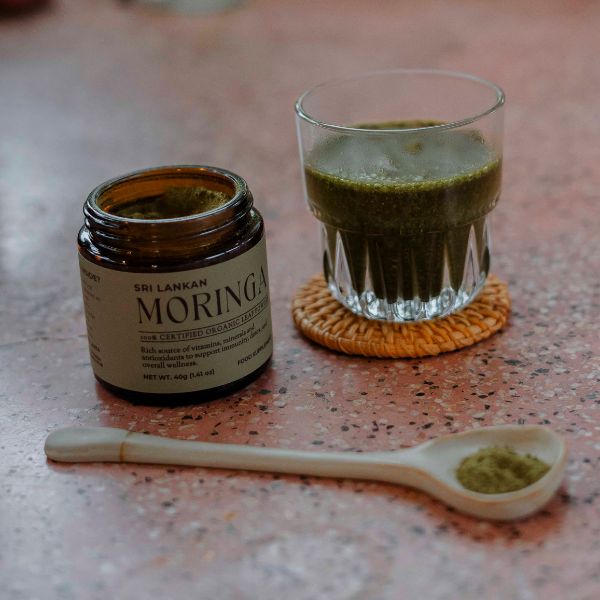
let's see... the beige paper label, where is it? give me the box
[79,237,272,394]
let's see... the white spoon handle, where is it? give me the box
[45,427,417,483]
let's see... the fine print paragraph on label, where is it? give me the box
[140,314,271,383]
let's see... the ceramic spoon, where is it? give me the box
[45,424,567,521]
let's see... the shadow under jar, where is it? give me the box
[296,69,504,322]
[78,166,272,405]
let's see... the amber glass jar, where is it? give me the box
[78,165,272,405]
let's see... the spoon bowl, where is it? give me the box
[45,424,567,521]
[386,425,567,520]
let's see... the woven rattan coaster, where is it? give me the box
[292,275,510,358]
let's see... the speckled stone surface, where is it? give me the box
[1,1,599,599]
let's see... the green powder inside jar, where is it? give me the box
[456,446,551,494]
[111,186,229,220]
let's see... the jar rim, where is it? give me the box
[85,165,250,226]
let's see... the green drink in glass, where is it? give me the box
[296,70,504,322]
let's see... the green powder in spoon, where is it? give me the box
[456,446,550,494]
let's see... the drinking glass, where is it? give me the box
[295,69,504,322]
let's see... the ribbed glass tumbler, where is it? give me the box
[295,69,504,322]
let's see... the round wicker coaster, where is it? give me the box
[292,275,511,358]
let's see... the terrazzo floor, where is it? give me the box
[1,1,599,599]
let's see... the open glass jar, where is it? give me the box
[78,165,272,405]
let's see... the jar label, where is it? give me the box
[79,237,272,394]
